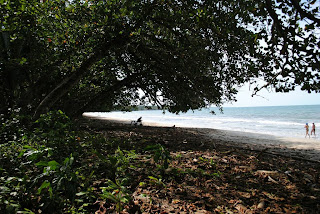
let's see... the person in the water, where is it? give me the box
[311,123,316,137]
[305,123,310,138]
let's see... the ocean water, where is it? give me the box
[84,105,320,139]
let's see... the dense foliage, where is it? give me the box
[1,0,319,118]
[1,1,319,213]
[1,110,148,213]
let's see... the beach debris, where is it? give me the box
[257,200,265,209]
[94,201,107,214]
[268,175,279,184]
[255,170,279,177]
[303,173,314,183]
[235,203,252,214]
[284,170,295,182]
[211,155,220,160]
[239,166,251,170]
[221,158,228,163]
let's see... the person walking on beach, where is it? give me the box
[311,123,316,137]
[305,123,310,138]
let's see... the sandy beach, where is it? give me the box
[77,115,320,213]
[82,114,320,162]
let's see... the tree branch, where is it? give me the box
[71,72,143,116]
[290,0,320,25]
[265,0,288,42]
[264,0,320,68]
[33,50,104,119]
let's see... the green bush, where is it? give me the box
[0,108,29,144]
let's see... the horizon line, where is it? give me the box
[222,103,320,108]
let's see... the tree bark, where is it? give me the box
[32,49,104,120]
[32,34,131,119]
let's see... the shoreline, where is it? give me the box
[82,115,320,162]
[80,115,320,213]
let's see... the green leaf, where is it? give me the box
[0,186,10,193]
[48,160,60,170]
[76,192,87,196]
[148,176,158,181]
[36,161,48,167]
[105,179,118,190]
[101,191,117,202]
[18,150,26,158]
[17,208,36,214]
[38,181,51,194]
[139,182,146,187]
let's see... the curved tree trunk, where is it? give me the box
[32,35,131,120]
[32,51,104,120]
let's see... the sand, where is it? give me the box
[82,114,320,162]
[201,128,320,162]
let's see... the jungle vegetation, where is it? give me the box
[1,0,319,213]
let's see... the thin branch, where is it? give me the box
[290,0,320,25]
[264,0,320,66]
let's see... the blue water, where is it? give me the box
[84,105,320,139]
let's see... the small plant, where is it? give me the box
[34,110,72,134]
[18,144,53,163]
[148,176,166,188]
[109,148,137,175]
[35,154,80,210]
[0,108,29,143]
[175,153,182,159]
[145,144,171,170]
[100,179,131,213]
[94,148,136,213]
[198,157,217,169]
[209,158,217,169]
[94,147,137,181]
[0,176,25,213]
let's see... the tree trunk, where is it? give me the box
[32,35,130,119]
[32,51,104,120]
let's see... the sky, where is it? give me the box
[222,0,320,108]
[224,83,320,107]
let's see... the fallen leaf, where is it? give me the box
[235,204,252,214]
[257,200,265,209]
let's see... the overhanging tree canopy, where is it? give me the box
[1,0,319,118]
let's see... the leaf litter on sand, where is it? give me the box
[80,118,320,213]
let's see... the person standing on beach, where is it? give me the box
[311,123,316,137]
[305,123,310,138]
